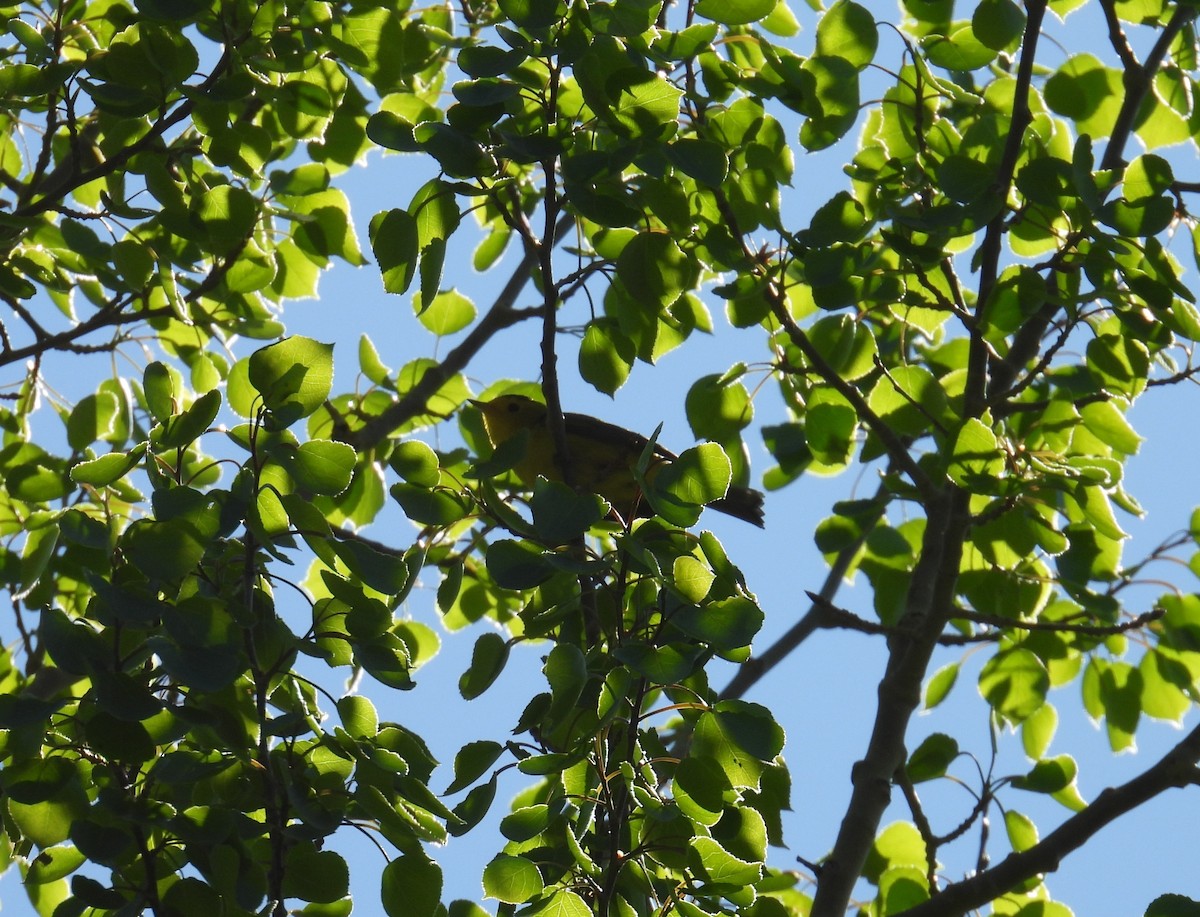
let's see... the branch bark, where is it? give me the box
[343,213,572,450]
[811,488,972,916]
[896,722,1200,917]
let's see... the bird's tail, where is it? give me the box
[708,485,765,527]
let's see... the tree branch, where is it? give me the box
[811,489,972,917]
[343,213,572,450]
[968,0,1047,417]
[896,723,1200,917]
[719,487,889,700]
[769,298,936,501]
[1099,4,1196,173]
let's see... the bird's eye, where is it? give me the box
[507,402,520,413]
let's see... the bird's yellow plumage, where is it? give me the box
[471,394,764,527]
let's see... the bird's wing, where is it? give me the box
[562,412,677,463]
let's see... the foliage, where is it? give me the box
[1,0,1200,916]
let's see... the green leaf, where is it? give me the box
[579,318,635,395]
[155,390,221,449]
[391,441,441,488]
[948,418,1006,487]
[24,844,87,885]
[807,314,878,380]
[816,1,879,69]
[695,0,775,25]
[692,700,785,790]
[67,391,120,451]
[1022,702,1058,759]
[863,822,926,883]
[613,642,706,683]
[1097,659,1142,752]
[867,365,947,436]
[370,209,419,294]
[445,741,504,795]
[416,289,476,336]
[686,374,753,441]
[922,23,997,70]
[906,733,958,782]
[446,783,497,839]
[337,695,378,738]
[248,337,335,428]
[530,479,608,544]
[410,178,461,249]
[280,440,356,495]
[1012,754,1077,794]
[689,836,763,885]
[648,443,733,527]
[798,55,861,150]
[535,890,591,917]
[1003,809,1039,852]
[359,335,392,386]
[486,538,555,589]
[978,647,1049,723]
[283,846,349,903]
[673,756,732,827]
[616,232,696,308]
[391,482,471,526]
[5,758,90,848]
[671,596,764,651]
[70,446,146,487]
[459,631,510,700]
[666,139,729,186]
[544,642,588,728]
[1079,400,1142,454]
[414,122,494,179]
[673,554,715,603]
[122,518,208,582]
[482,854,544,904]
[331,537,411,595]
[1145,895,1200,917]
[382,855,442,917]
[971,0,1026,50]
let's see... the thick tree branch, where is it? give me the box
[1100,5,1196,173]
[811,489,972,917]
[896,723,1200,917]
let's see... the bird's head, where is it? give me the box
[469,394,547,443]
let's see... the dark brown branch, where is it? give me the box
[719,487,889,700]
[811,489,972,917]
[16,46,236,219]
[968,0,1047,418]
[1099,5,1196,172]
[954,606,1164,637]
[894,764,940,892]
[770,298,936,500]
[1098,0,1140,73]
[809,592,1164,643]
[343,213,572,450]
[895,723,1200,917]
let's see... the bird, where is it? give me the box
[470,394,765,527]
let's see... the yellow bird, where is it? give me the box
[471,394,764,527]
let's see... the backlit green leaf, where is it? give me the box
[482,854,543,904]
[382,855,442,917]
[249,337,335,428]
